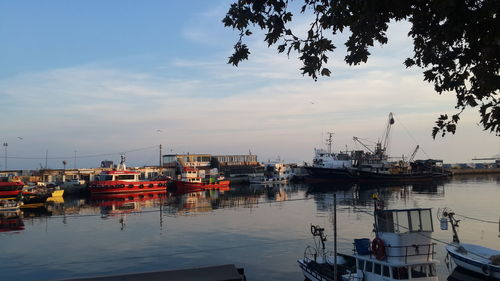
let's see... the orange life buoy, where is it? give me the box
[371,237,387,260]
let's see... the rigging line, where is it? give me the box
[3,145,158,160]
[394,115,431,159]
[454,213,499,224]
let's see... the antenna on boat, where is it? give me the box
[118,154,127,171]
[440,208,461,243]
[326,132,334,154]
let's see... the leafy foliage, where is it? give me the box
[223,0,500,138]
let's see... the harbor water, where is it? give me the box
[1,174,499,281]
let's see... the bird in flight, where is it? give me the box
[17,137,23,140]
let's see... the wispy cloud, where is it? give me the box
[0,6,497,169]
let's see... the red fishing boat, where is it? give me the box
[88,156,168,194]
[0,177,24,199]
[172,166,230,193]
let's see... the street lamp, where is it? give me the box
[2,143,7,171]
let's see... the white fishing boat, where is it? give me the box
[0,199,22,211]
[303,132,355,183]
[61,178,87,194]
[249,160,293,184]
[299,198,439,281]
[441,209,500,279]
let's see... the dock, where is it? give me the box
[57,264,246,281]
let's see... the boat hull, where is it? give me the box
[88,180,168,194]
[297,258,333,281]
[305,166,449,184]
[446,244,500,279]
[0,182,24,199]
[304,167,357,183]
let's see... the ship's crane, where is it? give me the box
[381,112,395,154]
[409,145,419,162]
[353,136,374,153]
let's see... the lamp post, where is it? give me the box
[3,143,7,171]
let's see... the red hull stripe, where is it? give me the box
[174,180,230,192]
[88,180,168,194]
[0,190,22,196]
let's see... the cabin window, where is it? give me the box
[101,175,113,181]
[382,266,390,277]
[396,211,410,232]
[374,263,381,275]
[377,209,433,233]
[392,266,409,280]
[358,259,365,271]
[420,209,433,231]
[365,261,373,273]
[410,265,428,278]
[116,175,135,180]
[377,212,394,232]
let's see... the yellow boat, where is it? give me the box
[46,189,65,203]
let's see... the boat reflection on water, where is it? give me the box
[0,210,24,233]
[305,181,446,212]
[89,191,168,217]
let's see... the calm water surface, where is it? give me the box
[1,175,499,281]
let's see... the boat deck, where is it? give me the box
[56,264,245,281]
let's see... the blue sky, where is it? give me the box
[1,1,498,170]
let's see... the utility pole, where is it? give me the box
[45,149,48,169]
[3,143,8,170]
[159,144,162,167]
[74,150,77,169]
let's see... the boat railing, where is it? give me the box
[353,242,437,263]
[342,274,364,281]
[386,243,437,263]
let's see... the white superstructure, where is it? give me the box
[299,204,439,281]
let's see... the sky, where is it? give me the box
[0,0,498,170]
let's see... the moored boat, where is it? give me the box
[305,114,450,184]
[249,160,294,184]
[0,199,22,211]
[0,177,24,199]
[299,197,439,281]
[172,166,230,193]
[304,132,355,183]
[88,155,168,194]
[442,209,500,279]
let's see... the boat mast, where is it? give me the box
[333,193,338,281]
[118,154,127,171]
[444,210,461,243]
[326,132,334,154]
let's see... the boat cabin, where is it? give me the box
[354,258,437,280]
[351,208,438,281]
[95,171,141,182]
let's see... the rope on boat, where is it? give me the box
[454,213,499,224]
